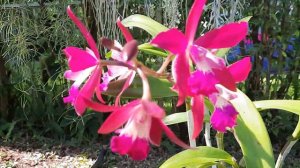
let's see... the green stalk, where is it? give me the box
[275,117,300,168]
[186,100,196,147]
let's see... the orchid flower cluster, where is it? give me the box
[63,0,251,161]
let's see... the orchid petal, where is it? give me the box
[191,95,204,139]
[151,28,188,55]
[149,118,163,146]
[142,100,165,119]
[188,70,218,96]
[228,57,252,83]
[74,66,101,116]
[210,104,238,132]
[111,135,133,155]
[159,120,190,149]
[172,53,191,106]
[121,40,138,61]
[67,6,100,58]
[82,98,120,113]
[195,22,248,49]
[213,68,237,92]
[117,18,134,42]
[115,71,136,106]
[64,47,98,72]
[185,0,207,43]
[128,138,150,161]
[98,100,141,134]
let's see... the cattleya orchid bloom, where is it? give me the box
[210,57,252,132]
[151,0,248,105]
[98,68,189,160]
[100,19,138,105]
[151,0,249,138]
[63,6,104,116]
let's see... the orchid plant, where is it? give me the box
[62,0,300,168]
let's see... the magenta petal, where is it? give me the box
[64,47,97,72]
[228,57,252,83]
[172,53,191,106]
[63,85,79,104]
[117,18,134,42]
[74,66,101,116]
[191,95,204,139]
[195,22,248,49]
[151,28,188,55]
[115,71,136,106]
[67,6,100,58]
[210,104,238,132]
[82,98,120,113]
[213,68,237,92]
[159,120,190,149]
[110,135,133,155]
[128,138,150,161]
[185,0,207,42]
[142,100,165,119]
[149,118,163,146]
[98,100,141,134]
[188,70,218,96]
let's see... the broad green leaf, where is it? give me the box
[160,146,238,168]
[254,100,300,139]
[122,14,168,37]
[103,76,177,98]
[254,100,300,115]
[231,90,275,168]
[138,43,169,57]
[164,112,187,125]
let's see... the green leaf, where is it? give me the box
[231,90,275,168]
[138,43,169,57]
[254,100,300,115]
[122,14,168,37]
[254,100,300,139]
[163,112,187,125]
[160,146,237,168]
[103,76,177,98]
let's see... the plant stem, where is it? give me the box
[275,139,298,168]
[204,107,212,147]
[216,132,224,150]
[275,118,300,168]
[186,100,196,147]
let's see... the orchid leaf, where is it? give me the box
[254,100,300,115]
[231,90,275,168]
[122,14,168,37]
[254,100,300,139]
[163,112,210,126]
[160,146,238,168]
[138,43,169,57]
[103,76,176,98]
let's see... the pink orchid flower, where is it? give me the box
[151,0,248,102]
[63,6,104,116]
[100,19,137,105]
[151,0,248,138]
[98,69,189,160]
[210,57,252,132]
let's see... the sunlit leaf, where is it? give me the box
[160,146,237,168]
[122,14,168,37]
[254,100,300,115]
[231,90,275,168]
[138,43,169,57]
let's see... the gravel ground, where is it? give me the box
[0,138,172,168]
